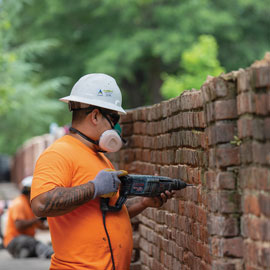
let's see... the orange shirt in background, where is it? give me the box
[31,135,133,270]
[4,194,37,247]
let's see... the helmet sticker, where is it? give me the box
[104,90,113,97]
[97,89,103,96]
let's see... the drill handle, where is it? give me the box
[100,195,127,213]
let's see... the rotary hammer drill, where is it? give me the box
[100,174,192,212]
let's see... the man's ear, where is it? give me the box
[88,109,100,125]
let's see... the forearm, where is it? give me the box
[32,182,95,217]
[127,199,147,219]
[127,191,174,218]
[15,218,39,231]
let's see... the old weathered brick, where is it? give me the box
[205,102,215,124]
[237,117,252,139]
[215,100,237,120]
[219,190,240,213]
[259,194,270,217]
[268,90,270,112]
[215,122,236,144]
[240,141,253,164]
[208,148,216,169]
[130,261,141,270]
[238,117,264,140]
[244,241,259,265]
[253,66,270,88]
[214,77,228,97]
[216,145,240,168]
[242,194,260,216]
[201,83,211,103]
[251,118,265,140]
[259,247,270,267]
[237,68,253,93]
[255,93,268,115]
[208,215,239,236]
[120,111,133,123]
[237,92,255,115]
[252,141,268,164]
[207,191,219,212]
[212,261,237,270]
[205,170,217,190]
[265,117,270,139]
[222,237,243,258]
[242,216,270,241]
[217,172,235,190]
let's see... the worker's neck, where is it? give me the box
[69,125,98,152]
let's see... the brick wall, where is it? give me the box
[107,54,270,270]
[11,54,270,269]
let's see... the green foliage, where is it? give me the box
[9,0,230,107]
[9,0,269,108]
[161,35,225,99]
[0,9,14,115]
[0,0,70,155]
[212,0,270,70]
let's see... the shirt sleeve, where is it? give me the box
[31,150,72,201]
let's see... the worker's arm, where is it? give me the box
[15,218,41,231]
[31,182,95,217]
[36,218,50,230]
[31,170,122,217]
[127,191,174,218]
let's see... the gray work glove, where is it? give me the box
[91,169,127,199]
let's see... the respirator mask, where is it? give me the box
[98,123,124,152]
[69,106,125,153]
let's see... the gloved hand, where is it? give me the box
[91,169,128,199]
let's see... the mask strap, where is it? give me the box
[69,127,99,146]
[114,123,127,144]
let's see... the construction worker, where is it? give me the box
[31,73,174,270]
[4,176,53,258]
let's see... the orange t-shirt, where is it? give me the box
[31,135,133,270]
[4,194,37,247]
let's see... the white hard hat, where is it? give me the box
[21,176,33,188]
[60,73,126,114]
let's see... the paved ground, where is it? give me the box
[0,233,52,270]
[0,182,52,270]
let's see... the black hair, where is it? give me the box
[69,102,96,124]
[21,187,31,196]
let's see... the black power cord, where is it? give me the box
[102,211,116,270]
[101,198,116,270]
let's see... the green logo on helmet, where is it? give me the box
[97,89,113,96]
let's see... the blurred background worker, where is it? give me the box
[3,176,53,259]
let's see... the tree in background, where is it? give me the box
[0,0,69,155]
[10,0,269,108]
[0,0,269,155]
[161,35,225,99]
[212,0,270,71]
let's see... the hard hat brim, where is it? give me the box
[60,95,126,114]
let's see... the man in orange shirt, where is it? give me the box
[31,74,173,270]
[4,176,53,258]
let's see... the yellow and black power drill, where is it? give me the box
[100,174,192,212]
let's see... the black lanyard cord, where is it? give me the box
[69,127,99,145]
